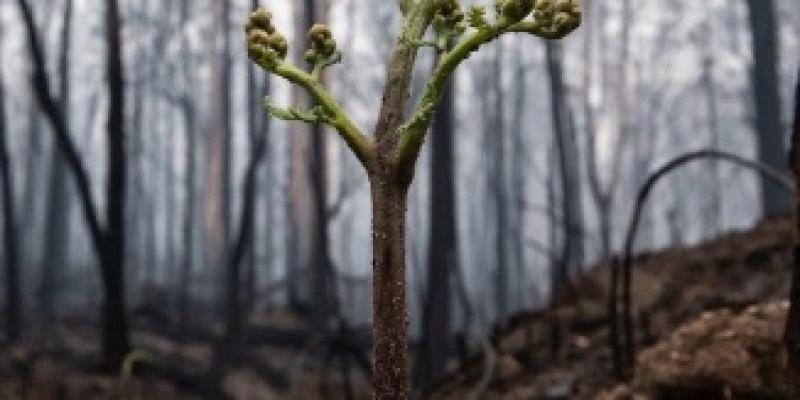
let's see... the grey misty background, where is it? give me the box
[0,0,798,397]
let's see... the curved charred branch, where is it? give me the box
[616,149,794,378]
[14,0,104,254]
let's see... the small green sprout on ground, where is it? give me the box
[245,1,580,398]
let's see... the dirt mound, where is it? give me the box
[599,301,790,400]
[430,216,795,400]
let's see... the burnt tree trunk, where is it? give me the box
[545,40,581,299]
[102,0,131,367]
[746,0,789,217]
[177,0,195,336]
[0,52,20,342]
[15,0,130,368]
[787,67,800,397]
[492,43,510,325]
[40,0,73,319]
[414,63,455,393]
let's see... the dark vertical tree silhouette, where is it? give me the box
[746,0,789,217]
[245,1,579,397]
[244,0,270,315]
[787,66,800,397]
[101,0,130,367]
[491,42,511,325]
[221,0,232,246]
[0,35,20,342]
[216,0,273,379]
[414,52,456,394]
[177,0,196,335]
[14,0,131,368]
[545,40,581,300]
[285,0,334,316]
[39,0,73,320]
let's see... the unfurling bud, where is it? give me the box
[434,0,459,15]
[532,0,581,36]
[432,0,466,46]
[468,5,488,29]
[246,7,287,67]
[305,24,339,67]
[496,0,535,23]
[247,7,276,34]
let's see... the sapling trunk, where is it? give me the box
[369,164,410,399]
[244,2,580,397]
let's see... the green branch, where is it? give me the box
[394,25,502,170]
[266,99,331,125]
[246,8,373,165]
[394,0,581,172]
[267,59,373,164]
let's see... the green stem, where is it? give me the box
[272,60,374,164]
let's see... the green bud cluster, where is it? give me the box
[467,5,488,29]
[305,24,339,65]
[496,0,535,24]
[533,0,581,36]
[432,0,466,49]
[245,7,288,68]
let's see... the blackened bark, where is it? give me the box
[177,0,195,336]
[14,0,104,256]
[102,0,131,367]
[370,165,409,400]
[40,0,73,319]
[787,67,800,397]
[414,66,455,394]
[16,0,131,366]
[0,57,20,342]
[545,40,581,300]
[304,0,338,331]
[746,0,789,217]
[221,0,232,244]
[492,44,510,325]
[220,132,267,361]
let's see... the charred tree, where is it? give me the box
[545,40,581,300]
[177,0,196,335]
[39,0,73,320]
[746,0,789,217]
[0,39,20,342]
[491,42,510,325]
[101,0,131,367]
[15,0,131,368]
[787,67,800,397]
[414,53,456,394]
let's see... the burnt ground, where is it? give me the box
[0,216,795,399]
[430,216,794,400]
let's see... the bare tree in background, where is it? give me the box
[545,40,582,300]
[177,0,197,335]
[0,25,20,342]
[746,0,789,217]
[787,66,800,398]
[491,42,511,325]
[15,0,132,367]
[39,0,74,319]
[285,0,336,321]
[415,51,457,394]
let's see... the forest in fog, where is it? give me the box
[0,0,799,399]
